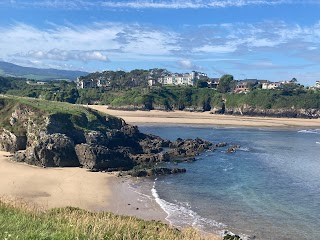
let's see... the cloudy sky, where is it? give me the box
[1,0,320,85]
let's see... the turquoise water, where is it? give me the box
[137,125,320,240]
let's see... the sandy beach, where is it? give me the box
[88,105,320,128]
[0,151,166,222]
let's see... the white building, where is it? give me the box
[262,82,283,90]
[158,71,207,86]
[316,81,320,89]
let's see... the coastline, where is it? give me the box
[88,105,320,128]
[0,151,167,222]
[0,152,221,239]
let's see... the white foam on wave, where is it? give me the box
[316,142,320,145]
[151,181,226,232]
[238,147,250,152]
[298,129,320,134]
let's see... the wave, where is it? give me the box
[238,147,250,152]
[298,129,320,134]
[151,181,226,233]
[316,142,320,145]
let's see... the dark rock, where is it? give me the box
[139,135,170,154]
[75,144,134,171]
[16,133,80,167]
[129,167,186,177]
[130,152,170,165]
[168,137,213,157]
[105,130,144,154]
[84,131,108,146]
[226,145,240,153]
[216,142,227,147]
[120,124,140,138]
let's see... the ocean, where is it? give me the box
[132,125,320,240]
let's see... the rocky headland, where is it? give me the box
[0,96,226,176]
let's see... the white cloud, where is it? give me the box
[17,49,109,62]
[177,59,203,70]
[1,0,312,9]
[193,44,237,53]
[0,22,179,65]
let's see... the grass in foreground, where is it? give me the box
[0,197,220,240]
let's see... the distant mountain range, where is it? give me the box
[0,61,89,81]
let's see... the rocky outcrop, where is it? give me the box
[75,144,134,171]
[0,129,27,153]
[139,135,170,154]
[168,137,214,157]
[0,97,217,176]
[224,105,320,119]
[15,133,79,167]
[128,167,186,177]
[130,152,170,165]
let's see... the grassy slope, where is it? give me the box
[0,96,124,134]
[0,198,217,240]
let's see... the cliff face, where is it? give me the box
[0,97,214,174]
[224,104,320,119]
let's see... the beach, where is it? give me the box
[0,151,166,222]
[88,105,320,128]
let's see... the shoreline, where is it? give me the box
[88,105,320,128]
[0,151,167,222]
[0,152,221,239]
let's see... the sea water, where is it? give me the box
[135,125,320,240]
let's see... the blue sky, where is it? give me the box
[0,0,320,85]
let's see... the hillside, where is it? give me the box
[0,61,88,81]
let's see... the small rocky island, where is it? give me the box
[0,96,223,176]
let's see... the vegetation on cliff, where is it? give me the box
[0,198,217,240]
[1,74,320,118]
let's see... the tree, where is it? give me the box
[290,78,297,83]
[196,79,208,88]
[217,74,234,93]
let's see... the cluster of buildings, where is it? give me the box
[77,77,110,89]
[155,71,207,86]
[76,70,320,93]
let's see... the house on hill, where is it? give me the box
[158,71,207,86]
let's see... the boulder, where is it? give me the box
[130,152,170,165]
[15,133,79,167]
[75,144,134,171]
[216,142,228,147]
[84,131,108,146]
[0,129,27,153]
[120,124,141,138]
[168,137,213,157]
[139,135,170,154]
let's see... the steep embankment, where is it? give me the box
[0,96,215,175]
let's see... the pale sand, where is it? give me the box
[0,151,166,221]
[88,105,320,128]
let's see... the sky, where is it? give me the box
[0,0,320,85]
